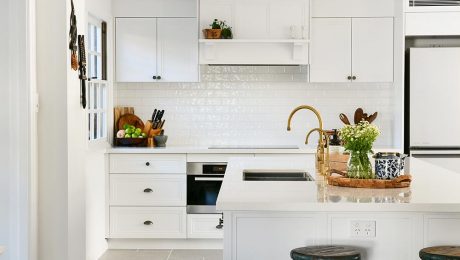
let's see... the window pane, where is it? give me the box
[87,83,92,109]
[88,113,91,140]
[93,113,98,140]
[90,54,97,79]
[89,113,94,140]
[93,83,98,109]
[100,112,106,138]
[97,55,102,80]
[96,26,102,53]
[101,85,107,109]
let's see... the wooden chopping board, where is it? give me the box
[117,114,145,131]
[327,174,412,189]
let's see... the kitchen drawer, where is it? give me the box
[110,154,186,174]
[110,174,186,206]
[187,214,224,239]
[187,153,254,163]
[109,207,186,238]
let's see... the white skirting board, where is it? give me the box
[108,239,223,250]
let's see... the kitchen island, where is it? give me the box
[216,157,460,260]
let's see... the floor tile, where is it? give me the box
[99,249,171,260]
[168,249,223,260]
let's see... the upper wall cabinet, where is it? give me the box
[311,0,395,17]
[310,18,394,83]
[116,18,199,83]
[113,0,197,18]
[199,0,310,65]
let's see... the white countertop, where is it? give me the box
[216,157,460,212]
[106,145,400,154]
[107,145,318,154]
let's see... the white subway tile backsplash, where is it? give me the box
[115,66,395,147]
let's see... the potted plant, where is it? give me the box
[339,121,380,179]
[221,23,233,39]
[203,19,223,39]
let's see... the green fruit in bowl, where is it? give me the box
[141,133,147,138]
[135,128,142,135]
[124,134,131,138]
[132,133,139,138]
[125,128,134,134]
[123,123,130,130]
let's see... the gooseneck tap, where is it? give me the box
[287,105,330,176]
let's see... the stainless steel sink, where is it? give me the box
[243,169,314,181]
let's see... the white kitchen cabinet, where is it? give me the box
[115,18,199,83]
[310,17,394,83]
[110,207,186,238]
[109,154,186,174]
[116,18,157,83]
[109,174,186,206]
[157,18,199,82]
[310,18,352,83]
[311,0,394,18]
[351,18,394,83]
[187,214,224,239]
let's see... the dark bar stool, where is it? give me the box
[419,246,460,260]
[291,245,361,260]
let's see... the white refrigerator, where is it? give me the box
[409,47,460,173]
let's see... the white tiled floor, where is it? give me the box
[99,249,223,260]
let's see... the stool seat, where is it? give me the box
[420,246,460,260]
[291,245,361,260]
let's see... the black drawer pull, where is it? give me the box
[144,188,153,193]
[145,162,150,166]
[144,220,153,225]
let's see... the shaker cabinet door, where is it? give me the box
[115,18,157,82]
[310,18,352,83]
[352,18,394,83]
[157,18,199,82]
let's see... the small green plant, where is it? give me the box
[339,121,380,152]
[210,19,222,29]
[221,26,233,39]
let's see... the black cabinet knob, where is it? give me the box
[347,76,352,80]
[352,76,357,80]
[144,220,153,225]
[216,217,224,229]
[144,188,153,193]
[145,162,150,166]
[152,76,157,79]
[157,76,161,80]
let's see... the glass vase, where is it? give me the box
[347,150,374,179]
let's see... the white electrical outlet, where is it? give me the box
[350,220,376,238]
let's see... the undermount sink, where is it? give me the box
[243,169,314,181]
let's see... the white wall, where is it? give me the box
[115,66,396,148]
[36,0,87,259]
[85,0,113,258]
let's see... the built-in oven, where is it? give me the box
[187,162,226,214]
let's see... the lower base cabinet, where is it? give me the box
[110,207,186,238]
[187,214,224,239]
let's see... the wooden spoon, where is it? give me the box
[367,112,378,124]
[339,113,351,125]
[354,108,364,124]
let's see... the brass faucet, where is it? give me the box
[287,105,330,176]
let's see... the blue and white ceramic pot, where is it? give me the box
[374,152,407,180]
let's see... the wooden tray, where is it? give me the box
[327,174,412,189]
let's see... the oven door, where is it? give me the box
[187,174,223,214]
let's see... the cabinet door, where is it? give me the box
[352,18,393,83]
[310,18,352,83]
[116,18,157,82]
[157,18,199,82]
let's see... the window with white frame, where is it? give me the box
[87,16,108,141]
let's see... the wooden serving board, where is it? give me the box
[327,174,412,189]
